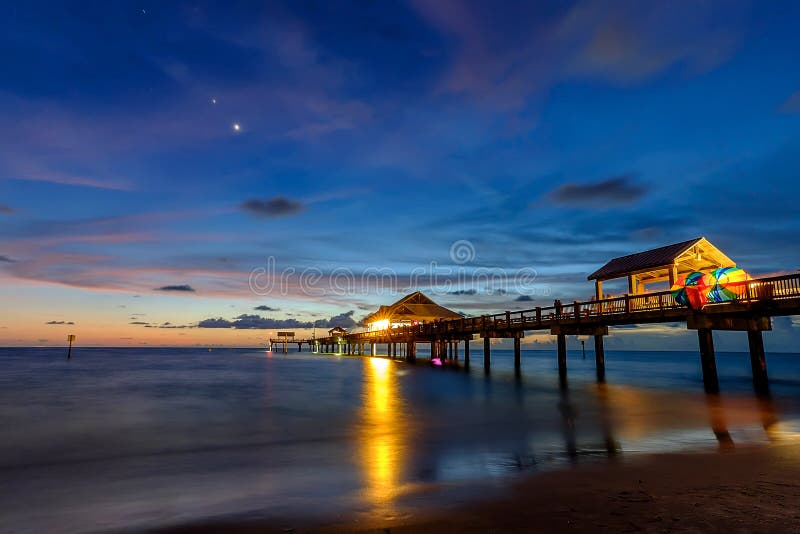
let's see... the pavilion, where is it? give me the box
[328,326,347,338]
[588,237,736,299]
[363,291,462,331]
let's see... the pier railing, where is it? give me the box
[347,273,800,341]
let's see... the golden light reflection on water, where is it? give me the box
[589,382,799,449]
[357,357,411,512]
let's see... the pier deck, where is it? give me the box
[305,272,800,394]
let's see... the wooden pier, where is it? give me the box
[304,272,800,395]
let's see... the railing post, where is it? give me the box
[624,294,631,314]
[536,307,542,325]
[574,301,581,322]
[505,311,511,326]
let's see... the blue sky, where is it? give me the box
[1,0,800,348]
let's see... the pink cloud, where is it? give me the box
[409,0,748,110]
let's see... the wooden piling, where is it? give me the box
[407,341,416,363]
[513,336,521,372]
[748,329,769,395]
[698,328,719,393]
[483,336,490,373]
[557,333,567,378]
[464,339,470,365]
[594,334,605,382]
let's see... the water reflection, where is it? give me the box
[358,358,411,513]
[557,380,578,461]
[594,383,620,456]
[705,394,735,450]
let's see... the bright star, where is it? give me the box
[232,123,241,132]
[211,97,217,104]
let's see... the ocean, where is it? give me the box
[2,346,800,533]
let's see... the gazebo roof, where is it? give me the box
[588,237,736,283]
[363,291,462,324]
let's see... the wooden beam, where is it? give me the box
[627,274,638,295]
[687,315,771,331]
[668,263,678,288]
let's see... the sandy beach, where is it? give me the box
[158,443,800,533]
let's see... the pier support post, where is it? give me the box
[594,334,606,382]
[483,336,491,373]
[557,334,567,379]
[454,341,459,361]
[748,330,769,395]
[464,339,470,366]
[698,328,719,394]
[407,341,416,363]
[513,337,521,373]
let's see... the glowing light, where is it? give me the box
[211,97,217,104]
[369,319,390,331]
[232,123,241,132]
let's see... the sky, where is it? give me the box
[1,0,800,349]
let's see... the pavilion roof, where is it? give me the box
[363,291,462,324]
[588,237,736,283]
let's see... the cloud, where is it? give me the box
[241,197,305,218]
[0,255,15,263]
[449,289,477,295]
[781,90,800,114]
[196,310,359,330]
[197,314,314,329]
[409,0,746,110]
[547,175,647,206]
[129,321,149,325]
[45,320,75,325]
[155,284,196,292]
[254,305,279,311]
[0,205,14,214]
[314,310,357,329]
[515,295,534,302]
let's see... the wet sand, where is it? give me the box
[159,443,800,533]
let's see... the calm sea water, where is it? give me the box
[2,346,800,533]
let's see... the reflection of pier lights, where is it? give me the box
[359,357,409,510]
